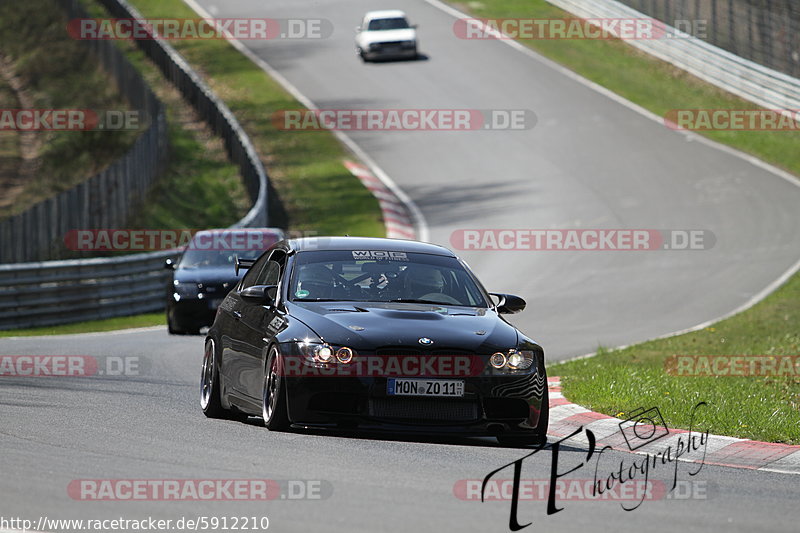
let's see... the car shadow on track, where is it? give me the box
[366,53,430,64]
[239,416,558,450]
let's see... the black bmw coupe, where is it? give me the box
[200,236,548,446]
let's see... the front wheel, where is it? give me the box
[262,346,290,430]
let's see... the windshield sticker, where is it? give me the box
[351,251,408,261]
[295,289,310,298]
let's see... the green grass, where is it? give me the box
[553,272,800,444]
[0,313,164,337]
[460,0,800,443]
[0,76,21,204]
[73,0,249,245]
[127,0,385,238]
[0,0,138,219]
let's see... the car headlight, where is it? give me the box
[294,341,356,367]
[173,280,199,299]
[490,352,507,369]
[490,349,536,372]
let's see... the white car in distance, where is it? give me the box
[355,10,418,62]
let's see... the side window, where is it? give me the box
[240,255,269,289]
[254,250,287,286]
[257,261,281,286]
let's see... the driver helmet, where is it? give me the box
[403,265,445,298]
[296,264,334,299]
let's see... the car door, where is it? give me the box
[220,253,270,395]
[237,249,288,399]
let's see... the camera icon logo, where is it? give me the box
[618,406,670,451]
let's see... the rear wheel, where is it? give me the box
[200,338,227,417]
[262,346,289,430]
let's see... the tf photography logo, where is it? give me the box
[479,402,710,530]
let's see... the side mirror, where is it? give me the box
[411,24,418,29]
[355,26,361,33]
[241,285,278,305]
[490,293,526,314]
[164,258,175,270]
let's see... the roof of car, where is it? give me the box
[364,10,408,21]
[285,236,456,256]
[192,228,284,236]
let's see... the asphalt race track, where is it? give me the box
[2,0,800,532]
[1,330,799,532]
[192,0,800,360]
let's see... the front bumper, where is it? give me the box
[168,296,223,330]
[365,42,417,60]
[283,372,547,436]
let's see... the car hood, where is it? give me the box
[173,267,240,286]
[360,29,416,45]
[285,301,518,352]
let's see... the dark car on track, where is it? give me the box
[165,228,284,334]
[200,236,548,445]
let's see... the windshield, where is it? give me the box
[178,248,262,270]
[290,250,488,307]
[367,17,410,31]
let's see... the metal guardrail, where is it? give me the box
[547,0,800,112]
[617,0,800,80]
[0,250,177,330]
[0,0,282,330]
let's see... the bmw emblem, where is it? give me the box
[418,337,433,345]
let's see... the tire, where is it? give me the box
[497,385,549,447]
[167,311,182,335]
[200,338,229,418]
[262,346,290,430]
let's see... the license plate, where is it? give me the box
[387,379,464,397]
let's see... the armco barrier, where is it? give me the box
[0,0,281,330]
[0,250,177,330]
[547,0,800,112]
